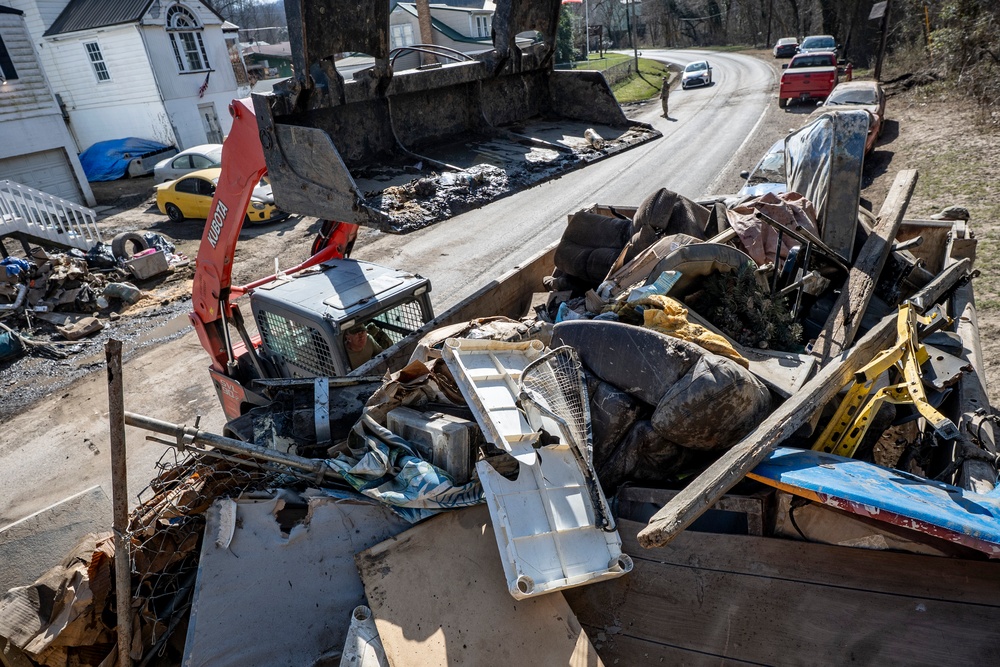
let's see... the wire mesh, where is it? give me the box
[370,299,428,344]
[124,448,282,664]
[256,309,338,377]
[519,346,592,461]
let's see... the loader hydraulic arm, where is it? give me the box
[190,98,357,374]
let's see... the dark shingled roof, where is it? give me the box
[44,0,225,37]
[0,5,25,15]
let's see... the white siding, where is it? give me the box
[139,1,240,147]
[0,12,93,205]
[432,8,478,39]
[0,13,58,120]
[42,25,172,150]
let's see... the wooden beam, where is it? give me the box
[812,169,918,361]
[636,312,898,549]
[907,257,971,313]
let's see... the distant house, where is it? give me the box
[0,5,93,205]
[389,2,496,70]
[7,0,251,153]
[242,41,292,79]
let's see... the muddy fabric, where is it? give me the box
[552,320,701,406]
[726,191,820,266]
[624,189,710,264]
[554,211,632,284]
[590,381,644,470]
[598,420,686,491]
[613,294,747,368]
[651,353,771,451]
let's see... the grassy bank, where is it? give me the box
[612,57,671,103]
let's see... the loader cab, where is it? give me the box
[249,259,433,379]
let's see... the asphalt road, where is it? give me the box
[353,49,776,311]
[0,50,777,530]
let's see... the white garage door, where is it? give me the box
[0,149,83,205]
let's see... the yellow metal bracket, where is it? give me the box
[813,304,959,458]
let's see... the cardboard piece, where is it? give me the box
[356,505,603,667]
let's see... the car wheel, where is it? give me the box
[779,98,788,109]
[165,203,185,223]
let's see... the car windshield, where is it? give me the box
[206,147,223,163]
[826,88,879,105]
[747,143,785,185]
[685,62,708,72]
[789,55,833,68]
[777,38,796,45]
[802,37,835,49]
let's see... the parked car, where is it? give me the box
[779,51,839,107]
[153,144,223,184]
[773,37,799,58]
[155,168,285,224]
[738,139,786,198]
[812,80,887,154]
[797,34,839,56]
[681,60,713,89]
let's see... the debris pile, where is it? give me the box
[3,111,999,665]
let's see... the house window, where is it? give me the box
[474,15,491,39]
[84,42,111,82]
[390,23,415,50]
[167,4,210,72]
[0,35,17,81]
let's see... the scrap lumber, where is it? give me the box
[105,339,132,667]
[812,169,918,361]
[636,312,898,549]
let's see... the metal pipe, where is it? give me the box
[0,283,26,311]
[124,411,338,483]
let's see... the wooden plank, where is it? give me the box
[617,487,765,536]
[636,312,898,550]
[580,626,760,666]
[355,505,602,667]
[566,522,1000,666]
[812,169,918,361]
[907,257,971,313]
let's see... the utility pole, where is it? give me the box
[627,0,639,71]
[874,0,892,81]
[765,0,774,47]
[415,0,437,65]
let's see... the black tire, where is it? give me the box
[165,203,184,223]
[111,232,149,261]
[778,97,788,109]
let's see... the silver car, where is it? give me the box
[153,144,223,184]
[681,60,713,89]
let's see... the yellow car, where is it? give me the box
[154,168,287,224]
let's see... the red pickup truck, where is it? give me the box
[779,52,839,108]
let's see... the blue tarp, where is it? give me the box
[78,138,172,182]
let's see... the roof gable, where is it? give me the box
[43,0,225,37]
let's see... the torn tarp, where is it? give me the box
[326,414,483,523]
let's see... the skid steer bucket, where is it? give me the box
[255,0,661,233]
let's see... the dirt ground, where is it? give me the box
[1,48,998,519]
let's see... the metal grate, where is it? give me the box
[519,346,592,462]
[257,310,338,377]
[369,299,427,345]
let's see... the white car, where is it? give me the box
[681,61,713,89]
[153,144,223,184]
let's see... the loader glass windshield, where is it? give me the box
[368,299,427,346]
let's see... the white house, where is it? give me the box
[7,0,250,153]
[389,2,497,70]
[0,5,93,205]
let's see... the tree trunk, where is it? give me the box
[415,0,437,64]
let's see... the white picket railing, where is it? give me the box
[0,179,102,251]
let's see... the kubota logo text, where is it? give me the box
[208,200,229,248]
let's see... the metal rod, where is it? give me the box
[755,211,851,273]
[124,411,338,483]
[106,339,133,667]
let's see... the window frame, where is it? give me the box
[84,41,111,83]
[166,4,211,74]
[0,34,18,82]
[390,23,414,50]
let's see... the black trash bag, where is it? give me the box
[143,232,175,255]
[85,243,119,270]
[597,420,687,492]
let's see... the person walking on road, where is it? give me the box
[660,75,670,118]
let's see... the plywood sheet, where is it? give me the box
[356,505,602,667]
[565,520,1000,665]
